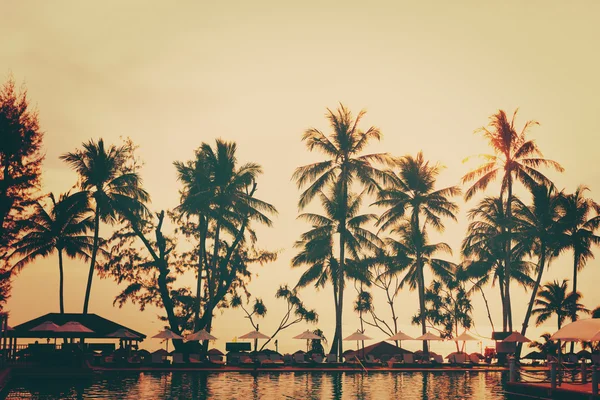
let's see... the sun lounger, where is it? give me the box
[283,354,293,365]
[312,354,325,364]
[324,354,342,366]
[208,354,225,366]
[365,354,380,366]
[269,354,285,365]
[469,354,480,365]
[403,354,414,364]
[172,353,185,365]
[294,353,310,365]
[239,354,256,366]
[432,354,444,364]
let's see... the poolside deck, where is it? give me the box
[506,381,600,400]
[91,364,514,373]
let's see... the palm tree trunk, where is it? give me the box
[194,217,207,331]
[569,254,580,354]
[504,182,513,332]
[58,249,65,314]
[499,275,507,332]
[82,207,100,314]
[337,231,345,361]
[517,245,546,358]
[417,255,428,353]
[329,284,340,357]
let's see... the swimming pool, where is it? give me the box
[3,370,511,399]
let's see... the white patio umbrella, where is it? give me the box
[344,330,372,359]
[454,331,478,353]
[387,331,414,348]
[152,329,184,352]
[239,330,271,351]
[185,329,218,342]
[415,331,443,356]
[550,319,600,342]
[30,321,60,332]
[55,321,94,333]
[293,329,323,352]
[107,328,142,339]
[503,331,531,343]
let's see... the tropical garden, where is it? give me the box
[1,77,600,360]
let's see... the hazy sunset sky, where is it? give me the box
[2,1,599,353]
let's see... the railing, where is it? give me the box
[510,357,600,396]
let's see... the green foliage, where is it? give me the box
[0,77,44,253]
[532,279,588,329]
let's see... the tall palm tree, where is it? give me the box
[514,183,564,355]
[462,196,535,331]
[557,185,600,323]
[387,221,456,353]
[292,187,378,356]
[9,192,94,313]
[462,109,563,331]
[374,152,460,351]
[175,139,277,331]
[61,139,150,314]
[532,279,588,330]
[293,104,392,359]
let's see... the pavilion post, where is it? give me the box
[509,356,517,383]
[550,361,557,389]
[581,360,587,384]
[593,365,598,396]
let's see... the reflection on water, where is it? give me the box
[4,371,510,399]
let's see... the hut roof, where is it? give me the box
[345,341,413,358]
[9,313,146,340]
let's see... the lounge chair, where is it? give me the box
[208,354,225,366]
[365,354,381,367]
[432,354,444,364]
[312,354,325,364]
[283,354,293,365]
[239,354,256,367]
[387,356,403,368]
[403,354,415,365]
[151,353,167,364]
[269,354,285,365]
[294,353,310,365]
[469,354,480,365]
[324,354,342,366]
[172,353,185,365]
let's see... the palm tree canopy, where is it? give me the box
[532,279,588,328]
[374,152,461,232]
[292,188,378,290]
[60,138,150,223]
[462,109,563,201]
[292,104,393,209]
[557,185,600,270]
[386,221,456,291]
[175,139,277,232]
[10,191,95,271]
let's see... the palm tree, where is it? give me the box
[292,187,378,356]
[515,184,564,352]
[593,306,600,319]
[293,104,392,359]
[557,185,600,323]
[532,280,588,330]
[529,333,561,357]
[462,196,535,331]
[374,152,460,351]
[175,139,277,332]
[387,221,456,352]
[462,109,563,331]
[61,139,150,314]
[9,192,94,313]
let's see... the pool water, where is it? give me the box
[4,371,512,399]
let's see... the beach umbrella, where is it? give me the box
[387,331,414,348]
[454,331,478,353]
[415,331,443,356]
[56,321,94,333]
[503,331,531,343]
[577,349,592,360]
[30,321,60,332]
[239,330,271,351]
[523,351,545,361]
[107,328,142,339]
[152,329,184,352]
[344,330,372,358]
[293,330,323,352]
[550,318,600,342]
[185,329,218,342]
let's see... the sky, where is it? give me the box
[1,1,599,355]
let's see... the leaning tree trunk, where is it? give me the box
[58,249,65,314]
[336,230,345,361]
[82,207,100,314]
[329,284,340,357]
[569,254,580,353]
[517,245,546,358]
